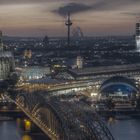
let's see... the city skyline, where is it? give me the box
[0,0,140,37]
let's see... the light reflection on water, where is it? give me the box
[22,135,32,140]
[0,119,49,140]
[0,118,140,140]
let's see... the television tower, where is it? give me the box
[65,13,72,47]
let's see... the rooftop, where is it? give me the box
[69,63,140,76]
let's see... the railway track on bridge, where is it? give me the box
[6,90,115,140]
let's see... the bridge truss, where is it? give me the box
[7,88,115,140]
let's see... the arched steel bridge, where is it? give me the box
[3,63,140,140]
[6,88,115,140]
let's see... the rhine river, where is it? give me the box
[0,119,140,140]
[107,119,140,140]
[0,119,49,140]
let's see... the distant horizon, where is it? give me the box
[2,34,135,38]
[0,0,140,37]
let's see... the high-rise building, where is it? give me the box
[0,31,3,51]
[0,31,15,80]
[76,56,83,69]
[136,21,140,52]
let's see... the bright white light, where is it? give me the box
[136,36,140,52]
[91,93,98,96]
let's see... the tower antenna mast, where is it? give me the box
[65,13,72,47]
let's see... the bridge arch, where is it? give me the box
[15,92,115,140]
[99,76,138,97]
[16,93,70,140]
[33,103,69,140]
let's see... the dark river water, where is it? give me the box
[107,119,140,140]
[0,119,140,140]
[0,119,49,140]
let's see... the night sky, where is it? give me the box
[0,0,140,37]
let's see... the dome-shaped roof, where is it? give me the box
[100,76,138,95]
[101,76,136,88]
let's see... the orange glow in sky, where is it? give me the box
[0,0,140,37]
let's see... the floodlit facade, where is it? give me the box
[136,21,140,52]
[76,56,83,69]
[20,66,50,81]
[0,31,15,80]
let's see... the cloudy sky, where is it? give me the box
[0,0,140,37]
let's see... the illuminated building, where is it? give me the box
[0,31,3,51]
[23,49,32,67]
[76,56,83,69]
[20,66,50,81]
[0,31,15,80]
[136,21,140,52]
[24,49,32,59]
